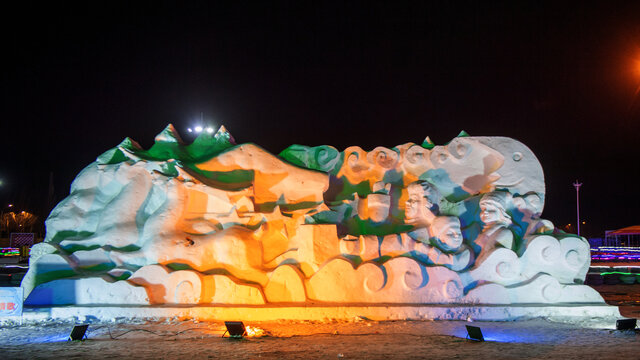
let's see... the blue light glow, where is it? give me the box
[448,324,555,344]
[25,332,70,343]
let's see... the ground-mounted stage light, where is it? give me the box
[68,324,89,341]
[223,321,247,338]
[616,319,637,330]
[465,325,484,341]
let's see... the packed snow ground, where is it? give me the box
[0,318,638,360]
[0,283,638,359]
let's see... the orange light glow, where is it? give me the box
[245,325,266,337]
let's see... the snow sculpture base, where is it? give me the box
[21,304,621,322]
[22,125,614,320]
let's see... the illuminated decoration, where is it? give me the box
[21,125,617,320]
[598,272,639,284]
[592,247,640,262]
[0,248,20,256]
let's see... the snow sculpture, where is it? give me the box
[22,125,605,316]
[474,192,514,266]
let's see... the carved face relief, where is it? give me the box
[405,192,423,220]
[430,216,463,252]
[480,202,500,225]
[482,201,509,227]
[439,222,463,249]
[405,182,438,226]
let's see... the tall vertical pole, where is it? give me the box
[573,180,582,236]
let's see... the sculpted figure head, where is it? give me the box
[479,192,512,228]
[405,181,440,226]
[429,216,463,252]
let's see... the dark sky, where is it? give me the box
[1,1,639,236]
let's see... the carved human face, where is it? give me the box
[405,183,426,220]
[405,192,423,220]
[480,201,501,225]
[430,216,463,251]
[439,222,463,249]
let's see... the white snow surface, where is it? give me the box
[0,317,637,360]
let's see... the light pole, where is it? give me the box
[572,180,582,236]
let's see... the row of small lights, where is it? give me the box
[595,247,640,251]
[187,126,215,134]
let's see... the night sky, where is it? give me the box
[1,1,639,236]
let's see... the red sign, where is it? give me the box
[0,287,23,317]
[0,302,16,311]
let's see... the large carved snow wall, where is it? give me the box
[23,125,604,309]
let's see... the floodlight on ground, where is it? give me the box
[206,127,214,133]
[68,324,89,341]
[465,325,485,341]
[223,321,247,338]
[616,319,637,330]
[195,126,203,133]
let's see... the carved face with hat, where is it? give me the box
[479,192,512,227]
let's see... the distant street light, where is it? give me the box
[573,180,582,236]
[187,112,216,135]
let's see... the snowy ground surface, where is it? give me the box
[0,284,638,359]
[0,317,638,359]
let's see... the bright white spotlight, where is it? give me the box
[206,127,214,134]
[187,128,193,133]
[195,126,203,133]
